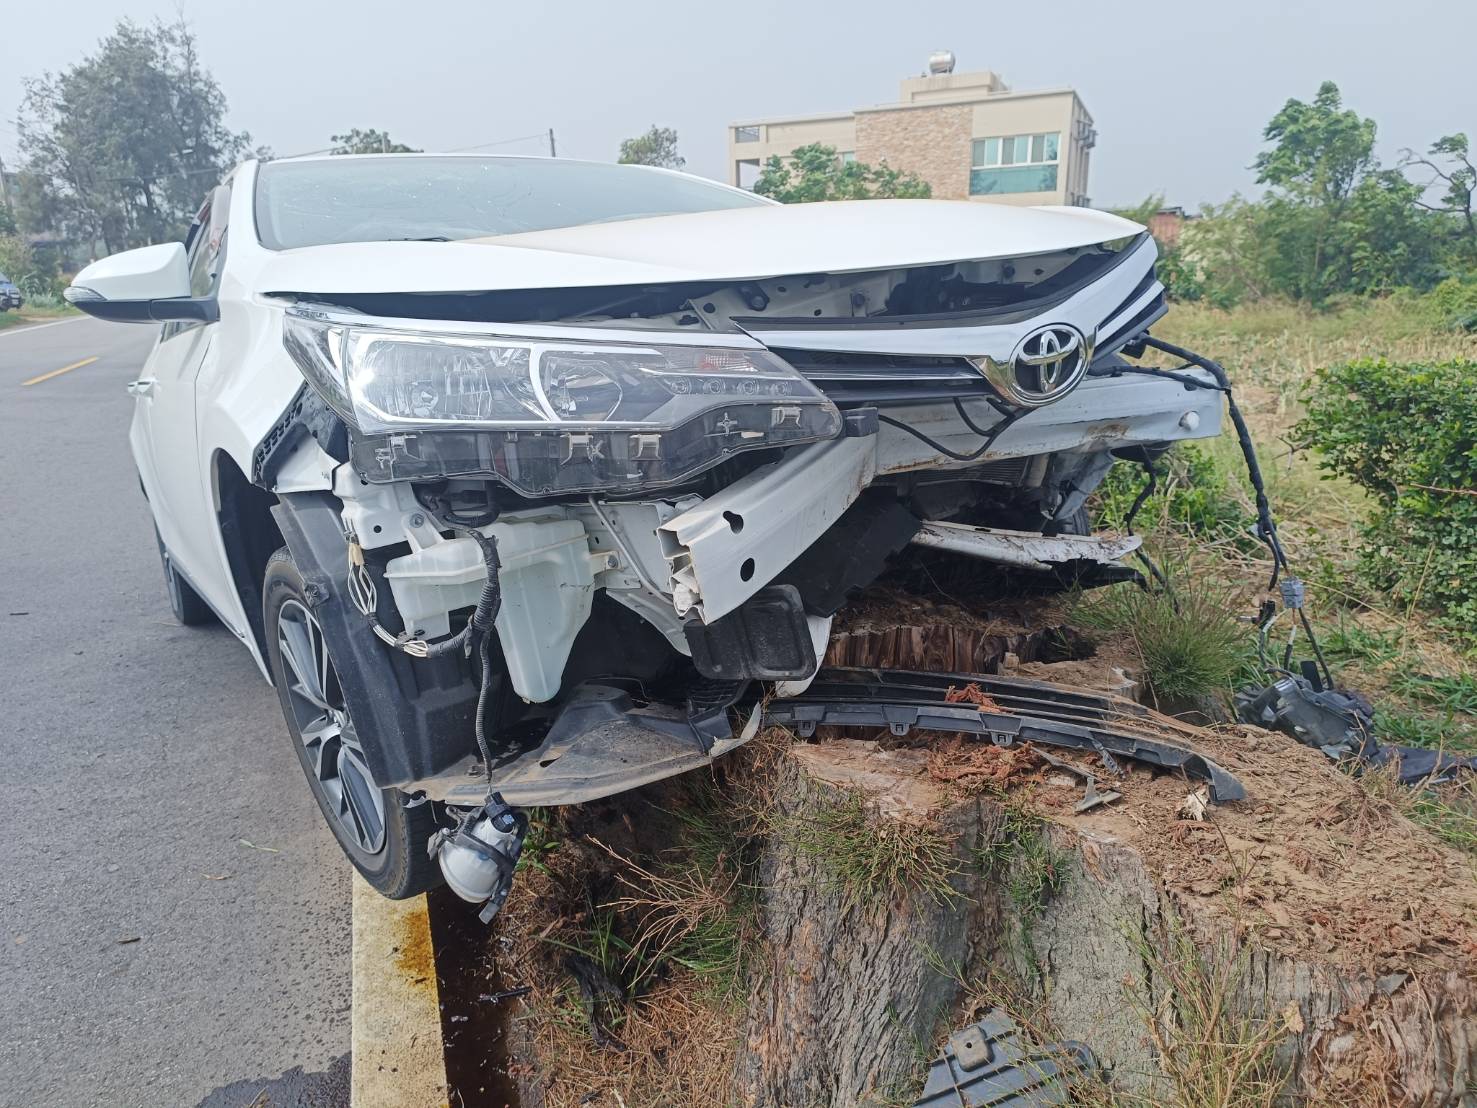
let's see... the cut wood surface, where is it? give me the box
[737,725,1477,1107]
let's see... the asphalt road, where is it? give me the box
[0,316,352,1107]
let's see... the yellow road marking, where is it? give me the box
[21,356,99,387]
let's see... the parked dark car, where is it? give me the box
[0,273,22,311]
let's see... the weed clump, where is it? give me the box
[1124,922,1290,1108]
[777,788,963,909]
[1071,579,1250,706]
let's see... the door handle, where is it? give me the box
[127,378,156,398]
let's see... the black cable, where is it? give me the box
[880,404,1027,462]
[1297,606,1335,691]
[1134,335,1289,587]
[953,397,998,438]
[1124,460,1158,536]
[420,527,502,659]
[1123,333,1336,689]
[472,626,497,779]
[1089,362,1229,394]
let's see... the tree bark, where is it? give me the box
[735,739,1477,1107]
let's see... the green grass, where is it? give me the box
[976,802,1070,919]
[515,807,562,876]
[976,800,1072,986]
[1070,578,1252,706]
[0,304,78,331]
[777,788,964,909]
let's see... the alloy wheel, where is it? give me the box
[276,599,387,855]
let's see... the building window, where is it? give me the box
[839,150,856,164]
[970,132,1060,195]
[734,125,761,143]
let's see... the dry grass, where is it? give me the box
[1120,924,1291,1108]
[515,971,742,1108]
[493,733,799,1107]
[1355,759,1477,856]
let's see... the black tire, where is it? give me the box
[154,527,214,626]
[263,547,441,899]
[1060,505,1092,536]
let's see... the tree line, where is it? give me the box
[1139,82,1474,309]
[2,20,1470,316]
[0,18,425,292]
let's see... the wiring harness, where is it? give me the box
[1092,333,1334,687]
[343,506,504,783]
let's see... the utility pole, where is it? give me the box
[0,151,11,212]
[548,128,557,158]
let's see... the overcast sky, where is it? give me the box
[2,0,1472,209]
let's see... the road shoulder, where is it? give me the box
[350,874,450,1108]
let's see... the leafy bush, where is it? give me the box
[0,235,35,282]
[1296,358,1477,644]
[1093,443,1254,542]
[1427,276,1477,332]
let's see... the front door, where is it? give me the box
[132,187,231,610]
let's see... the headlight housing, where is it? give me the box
[284,307,842,496]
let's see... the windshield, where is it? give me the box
[253,156,769,250]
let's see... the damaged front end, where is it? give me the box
[257,224,1227,915]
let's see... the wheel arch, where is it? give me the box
[212,448,284,667]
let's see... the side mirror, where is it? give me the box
[65,243,218,324]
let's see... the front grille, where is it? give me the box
[773,348,993,406]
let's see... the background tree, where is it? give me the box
[1402,134,1476,264]
[1252,81,1379,301]
[753,144,931,202]
[329,128,419,155]
[17,17,255,256]
[617,126,684,169]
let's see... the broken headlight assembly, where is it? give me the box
[283,307,842,496]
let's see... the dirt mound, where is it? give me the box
[944,643,1477,977]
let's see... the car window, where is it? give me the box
[189,187,230,298]
[253,155,768,250]
[163,187,230,340]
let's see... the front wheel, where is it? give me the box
[263,548,441,899]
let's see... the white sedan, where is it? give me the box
[67,154,1218,917]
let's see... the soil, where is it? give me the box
[912,635,1477,979]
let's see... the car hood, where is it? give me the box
[257,199,1144,296]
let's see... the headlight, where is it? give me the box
[283,307,841,496]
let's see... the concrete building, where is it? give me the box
[727,52,1095,207]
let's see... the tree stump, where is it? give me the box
[735,730,1477,1107]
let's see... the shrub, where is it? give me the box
[1093,442,1254,542]
[1295,358,1477,645]
[0,234,35,282]
[1427,276,1477,332]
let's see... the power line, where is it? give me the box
[441,131,551,154]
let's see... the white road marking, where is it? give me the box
[0,315,91,339]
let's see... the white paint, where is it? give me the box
[254,191,1144,295]
[69,242,190,302]
[0,315,90,339]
